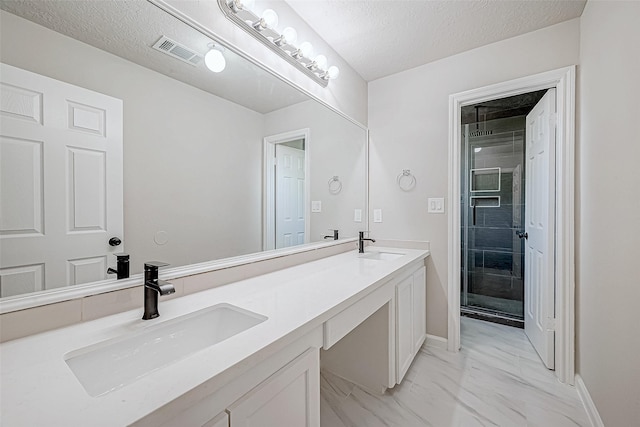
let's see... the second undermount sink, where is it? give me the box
[360,251,405,261]
[65,304,267,397]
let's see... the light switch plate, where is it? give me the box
[428,197,445,213]
[311,201,322,213]
[354,209,362,222]
[373,209,383,223]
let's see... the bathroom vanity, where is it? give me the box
[0,247,429,426]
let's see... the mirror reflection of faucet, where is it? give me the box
[358,231,376,253]
[106,253,130,280]
[142,262,175,320]
[324,229,339,240]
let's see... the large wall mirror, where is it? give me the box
[0,0,367,303]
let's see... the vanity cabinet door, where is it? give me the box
[228,348,320,427]
[396,274,414,383]
[412,266,427,355]
[396,265,427,384]
[202,412,229,427]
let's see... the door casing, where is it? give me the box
[447,66,576,384]
[263,129,311,251]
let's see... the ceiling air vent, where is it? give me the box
[152,36,203,66]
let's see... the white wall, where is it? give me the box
[0,11,264,274]
[162,0,368,126]
[368,19,580,338]
[263,100,367,241]
[577,2,640,425]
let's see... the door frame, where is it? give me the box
[447,66,576,384]
[263,128,311,251]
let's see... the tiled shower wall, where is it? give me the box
[461,117,526,318]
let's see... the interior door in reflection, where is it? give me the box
[275,144,305,249]
[0,64,123,297]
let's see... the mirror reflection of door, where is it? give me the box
[0,64,123,297]
[263,129,310,251]
[275,140,305,248]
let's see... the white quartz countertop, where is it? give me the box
[0,247,429,426]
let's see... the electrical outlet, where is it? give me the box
[373,209,383,223]
[311,201,322,213]
[428,198,445,213]
[354,209,362,222]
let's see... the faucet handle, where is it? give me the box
[114,253,129,260]
[144,261,169,270]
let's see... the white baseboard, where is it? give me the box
[575,374,605,427]
[425,334,448,350]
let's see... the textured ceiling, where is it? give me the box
[0,0,309,113]
[284,0,587,81]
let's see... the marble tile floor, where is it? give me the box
[320,317,589,427]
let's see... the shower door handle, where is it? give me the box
[516,231,528,239]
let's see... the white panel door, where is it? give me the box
[524,88,556,369]
[275,144,305,249]
[0,63,123,296]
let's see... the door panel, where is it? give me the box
[524,88,556,369]
[0,264,44,297]
[68,147,107,232]
[275,144,305,249]
[0,63,123,294]
[0,136,43,235]
[67,256,107,285]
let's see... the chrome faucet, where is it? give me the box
[358,231,376,253]
[324,229,339,240]
[142,262,175,320]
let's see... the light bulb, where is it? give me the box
[313,54,327,71]
[261,9,278,29]
[230,0,254,12]
[327,65,340,79]
[298,41,313,58]
[205,46,226,73]
[281,27,297,45]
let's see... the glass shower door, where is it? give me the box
[461,117,526,321]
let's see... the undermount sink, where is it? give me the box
[360,251,405,261]
[65,304,267,397]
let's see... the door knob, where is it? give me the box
[109,237,122,246]
[516,231,528,239]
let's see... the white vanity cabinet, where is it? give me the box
[227,348,320,427]
[0,247,430,426]
[153,332,323,427]
[202,412,229,427]
[321,261,428,393]
[396,266,427,383]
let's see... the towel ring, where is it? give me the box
[328,176,342,194]
[397,169,416,191]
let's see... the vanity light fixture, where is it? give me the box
[217,0,339,87]
[205,44,226,73]
[228,0,254,13]
[292,41,313,60]
[253,9,278,31]
[274,27,297,47]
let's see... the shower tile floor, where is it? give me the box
[465,293,524,319]
[320,317,589,427]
